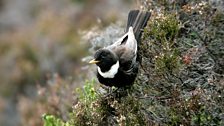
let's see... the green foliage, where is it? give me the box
[155,49,181,74]
[191,106,219,126]
[169,109,181,126]
[69,80,148,125]
[76,79,97,104]
[115,93,147,125]
[212,10,224,26]
[42,114,70,126]
[42,79,100,126]
[146,14,179,42]
[71,79,101,125]
[138,1,224,125]
[144,13,182,75]
[40,1,224,126]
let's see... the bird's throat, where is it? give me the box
[97,61,119,78]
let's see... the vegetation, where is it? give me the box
[0,0,223,126]
[43,0,224,125]
[43,114,69,126]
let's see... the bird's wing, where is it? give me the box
[105,26,137,71]
[106,32,128,49]
[115,45,137,71]
[106,26,137,54]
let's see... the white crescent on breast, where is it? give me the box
[97,61,119,78]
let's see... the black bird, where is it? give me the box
[89,10,151,87]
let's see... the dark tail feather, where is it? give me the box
[126,10,140,32]
[126,10,151,42]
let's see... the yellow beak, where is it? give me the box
[89,59,100,64]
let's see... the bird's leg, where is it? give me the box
[101,85,131,98]
[101,86,119,98]
[115,86,130,98]
[98,84,111,96]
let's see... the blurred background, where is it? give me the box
[0,0,136,125]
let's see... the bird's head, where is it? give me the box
[89,49,118,72]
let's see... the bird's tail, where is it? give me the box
[126,10,151,42]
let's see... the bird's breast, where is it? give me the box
[97,61,119,78]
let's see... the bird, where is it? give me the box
[89,10,151,87]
